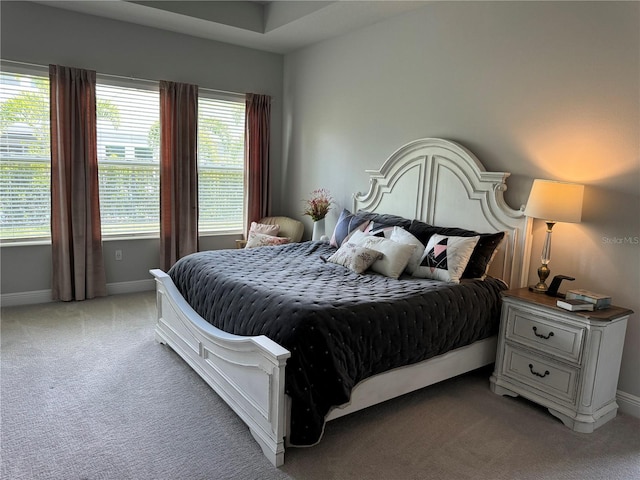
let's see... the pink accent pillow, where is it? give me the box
[250,221,280,236]
[412,234,479,283]
[245,232,290,249]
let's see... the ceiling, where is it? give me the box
[32,1,427,54]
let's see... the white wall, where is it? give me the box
[283,2,640,400]
[0,1,283,296]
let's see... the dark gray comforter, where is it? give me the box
[168,241,506,445]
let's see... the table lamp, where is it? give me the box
[524,179,584,293]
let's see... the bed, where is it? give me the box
[151,137,532,467]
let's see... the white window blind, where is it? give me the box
[0,70,51,241]
[198,94,245,233]
[96,81,160,237]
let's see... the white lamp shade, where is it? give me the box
[524,179,584,223]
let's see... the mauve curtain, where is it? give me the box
[245,93,271,234]
[50,64,107,301]
[159,81,199,271]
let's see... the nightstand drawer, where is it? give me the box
[505,307,584,363]
[503,345,579,404]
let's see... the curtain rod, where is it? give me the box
[1,59,244,98]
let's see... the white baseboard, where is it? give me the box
[106,279,155,296]
[617,390,640,419]
[0,289,52,307]
[1,279,155,307]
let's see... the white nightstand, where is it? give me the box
[490,288,632,433]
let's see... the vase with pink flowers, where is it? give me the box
[303,188,332,241]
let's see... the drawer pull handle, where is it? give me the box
[532,326,554,340]
[529,364,550,378]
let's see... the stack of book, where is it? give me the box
[556,298,595,311]
[557,289,612,312]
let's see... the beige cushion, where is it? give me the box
[259,216,304,243]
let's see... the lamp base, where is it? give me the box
[529,283,548,294]
[529,262,551,293]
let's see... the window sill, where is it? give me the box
[0,239,51,247]
[0,231,243,247]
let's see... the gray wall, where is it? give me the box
[0,1,283,294]
[282,2,640,398]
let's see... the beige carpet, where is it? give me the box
[2,291,639,479]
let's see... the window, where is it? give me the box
[198,94,245,233]
[104,145,126,159]
[134,146,153,161]
[0,70,50,241]
[0,66,246,241]
[97,84,246,237]
[96,80,160,237]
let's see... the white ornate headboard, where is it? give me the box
[353,138,532,288]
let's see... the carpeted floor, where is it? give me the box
[2,291,639,479]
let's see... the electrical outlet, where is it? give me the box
[115,250,122,261]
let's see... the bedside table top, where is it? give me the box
[502,288,633,322]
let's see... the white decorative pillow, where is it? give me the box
[389,227,425,275]
[327,242,382,274]
[412,234,480,283]
[364,222,395,239]
[350,230,417,279]
[245,232,290,248]
[348,229,369,244]
[250,221,280,236]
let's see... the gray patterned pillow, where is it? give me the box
[327,242,382,274]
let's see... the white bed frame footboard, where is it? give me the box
[151,138,531,467]
[152,269,290,466]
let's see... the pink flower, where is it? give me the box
[303,188,333,221]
